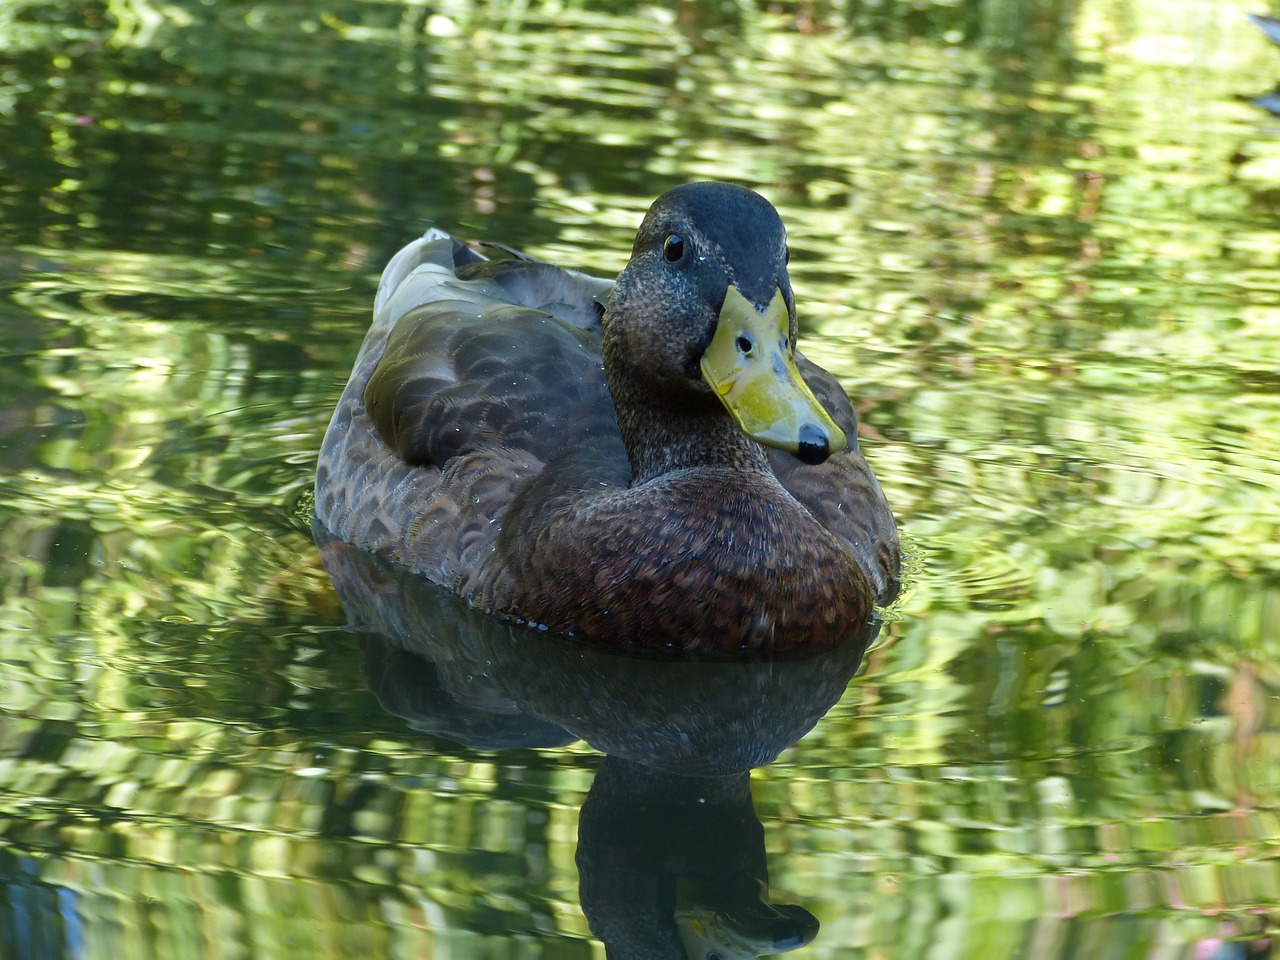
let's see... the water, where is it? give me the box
[1,0,1278,956]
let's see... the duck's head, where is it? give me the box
[605,181,845,466]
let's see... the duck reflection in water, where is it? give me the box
[317,533,880,959]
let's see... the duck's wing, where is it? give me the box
[453,256,613,332]
[366,303,620,470]
[316,233,628,592]
[770,354,901,605]
[363,240,622,472]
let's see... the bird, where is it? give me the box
[314,181,900,653]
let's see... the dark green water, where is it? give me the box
[1,1,1278,957]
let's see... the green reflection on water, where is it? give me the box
[1,0,1279,956]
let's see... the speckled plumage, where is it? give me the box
[314,182,900,652]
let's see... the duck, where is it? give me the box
[314,181,900,653]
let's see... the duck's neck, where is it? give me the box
[604,363,775,485]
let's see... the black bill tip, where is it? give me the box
[794,424,831,465]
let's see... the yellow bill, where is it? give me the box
[700,285,846,465]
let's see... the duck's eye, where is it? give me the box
[735,335,753,355]
[663,234,685,262]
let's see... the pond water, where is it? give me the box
[1,0,1278,957]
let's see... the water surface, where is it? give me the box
[1,0,1278,957]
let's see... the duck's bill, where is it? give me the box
[700,285,846,465]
